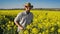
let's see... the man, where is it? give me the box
[14,2,33,34]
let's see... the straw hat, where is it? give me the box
[25,2,33,8]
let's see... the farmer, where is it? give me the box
[14,2,33,34]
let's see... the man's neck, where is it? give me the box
[26,11,30,14]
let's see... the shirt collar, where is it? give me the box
[24,11,31,15]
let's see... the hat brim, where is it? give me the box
[25,5,33,8]
[30,5,33,8]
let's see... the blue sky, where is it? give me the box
[0,0,60,9]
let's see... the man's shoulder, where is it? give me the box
[18,11,33,16]
[18,11,26,16]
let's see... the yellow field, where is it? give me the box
[0,10,60,34]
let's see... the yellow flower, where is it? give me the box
[32,28,39,34]
[38,24,43,28]
[42,31,45,34]
[24,30,29,34]
[26,25,31,30]
[58,29,60,32]
[50,27,55,32]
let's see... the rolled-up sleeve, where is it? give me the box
[14,13,22,23]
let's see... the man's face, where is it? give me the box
[25,6,31,12]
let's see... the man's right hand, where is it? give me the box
[14,21,24,30]
[19,26,24,30]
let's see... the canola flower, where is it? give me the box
[0,10,60,34]
[32,28,39,34]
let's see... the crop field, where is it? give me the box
[0,10,60,34]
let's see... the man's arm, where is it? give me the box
[14,13,23,30]
[14,21,23,29]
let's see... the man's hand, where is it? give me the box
[19,26,24,30]
[14,21,24,30]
